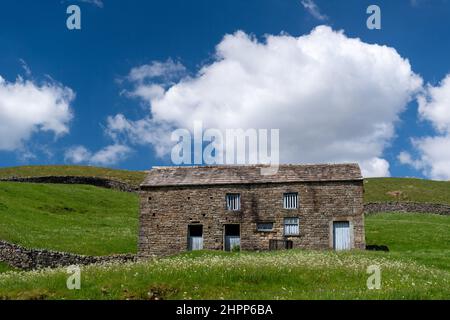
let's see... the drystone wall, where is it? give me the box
[0,240,135,270]
[0,176,137,193]
[364,202,450,216]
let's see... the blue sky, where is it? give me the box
[1,0,450,179]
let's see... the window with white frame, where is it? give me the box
[283,193,298,209]
[284,217,299,236]
[226,194,241,211]
[257,222,274,232]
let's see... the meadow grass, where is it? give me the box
[0,213,448,299]
[0,250,448,300]
[0,182,139,256]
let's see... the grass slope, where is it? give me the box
[0,262,14,273]
[0,182,139,256]
[0,250,448,300]
[366,213,450,272]
[364,178,450,204]
[0,165,146,188]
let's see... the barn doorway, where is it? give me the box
[224,224,240,252]
[333,221,351,251]
[188,225,203,251]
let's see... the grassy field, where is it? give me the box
[0,165,146,188]
[0,250,448,300]
[0,182,139,256]
[365,213,450,272]
[364,178,450,204]
[0,212,448,299]
[0,262,14,273]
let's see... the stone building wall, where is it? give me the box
[138,180,365,257]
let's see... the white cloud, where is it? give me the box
[64,145,91,164]
[360,158,391,178]
[301,0,328,21]
[398,151,422,170]
[106,114,174,157]
[418,75,450,133]
[19,59,32,77]
[400,74,450,180]
[77,0,104,8]
[0,76,74,151]
[124,59,186,102]
[109,26,422,177]
[128,59,186,84]
[64,144,132,166]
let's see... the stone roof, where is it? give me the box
[140,164,362,188]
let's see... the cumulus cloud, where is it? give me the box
[64,144,131,166]
[0,76,74,151]
[418,75,450,133]
[301,0,328,21]
[109,26,422,177]
[400,74,450,180]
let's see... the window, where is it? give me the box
[284,217,299,236]
[257,222,274,232]
[226,194,241,211]
[283,193,298,209]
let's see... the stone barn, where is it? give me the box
[138,164,365,258]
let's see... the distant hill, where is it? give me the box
[364,177,450,204]
[0,165,146,189]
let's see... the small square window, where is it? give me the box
[283,193,298,209]
[226,194,241,211]
[284,217,299,236]
[257,222,274,232]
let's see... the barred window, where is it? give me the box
[257,222,274,232]
[283,193,298,209]
[284,217,299,236]
[226,194,241,211]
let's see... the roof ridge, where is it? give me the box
[151,163,359,170]
[141,163,362,187]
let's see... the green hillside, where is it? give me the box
[0,182,139,256]
[364,178,450,204]
[0,165,146,188]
